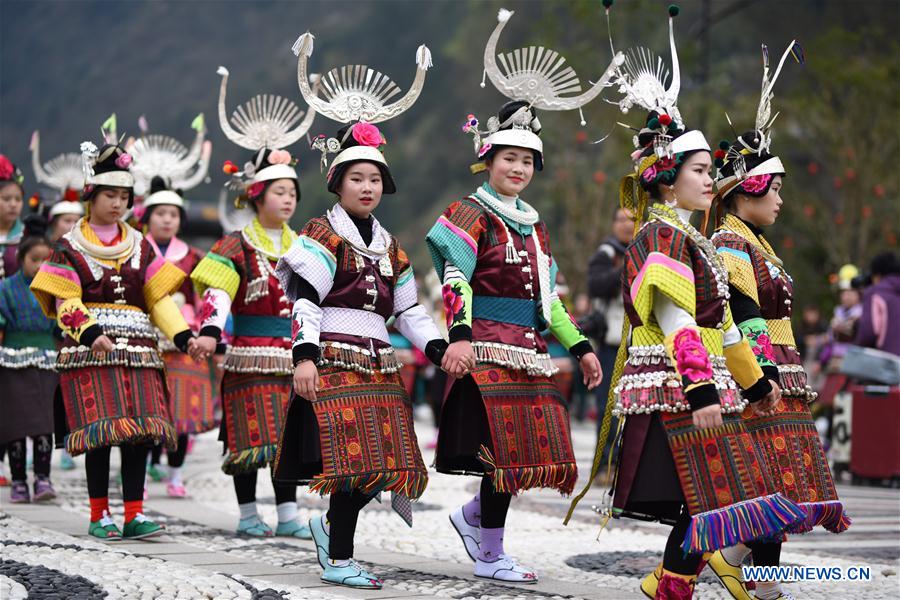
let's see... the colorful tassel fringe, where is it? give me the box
[309,468,428,500]
[221,443,278,475]
[65,416,176,457]
[477,445,578,496]
[786,500,852,534]
[681,492,806,555]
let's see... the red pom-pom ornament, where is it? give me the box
[658,114,673,127]
[223,160,239,175]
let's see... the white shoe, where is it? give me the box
[474,554,538,583]
[449,507,480,562]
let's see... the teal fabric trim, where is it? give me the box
[233,315,291,338]
[4,331,56,350]
[426,223,477,281]
[296,236,337,277]
[472,295,540,328]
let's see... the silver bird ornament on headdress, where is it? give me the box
[216,66,321,152]
[481,8,624,127]
[292,31,432,125]
[30,131,84,194]
[126,114,211,196]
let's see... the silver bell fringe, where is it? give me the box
[223,345,293,375]
[472,341,558,377]
[318,341,402,375]
[0,347,57,370]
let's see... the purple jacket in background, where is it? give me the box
[856,274,900,356]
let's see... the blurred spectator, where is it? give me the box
[856,251,900,356]
[798,305,827,362]
[583,207,634,438]
[818,265,863,408]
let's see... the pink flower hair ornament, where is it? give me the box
[114,153,133,169]
[268,149,292,165]
[477,143,493,158]
[351,122,385,148]
[672,328,714,383]
[739,173,773,195]
[247,181,266,199]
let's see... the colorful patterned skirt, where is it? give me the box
[741,395,850,533]
[437,364,577,496]
[57,366,176,456]
[220,371,291,475]
[163,352,216,435]
[275,366,427,499]
[614,410,806,554]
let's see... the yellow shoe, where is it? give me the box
[707,550,753,600]
[640,563,663,599]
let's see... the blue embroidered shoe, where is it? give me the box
[236,515,273,537]
[309,514,330,568]
[321,559,383,589]
[275,519,312,539]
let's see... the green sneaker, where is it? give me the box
[88,512,122,541]
[275,519,312,539]
[147,464,167,482]
[122,513,165,540]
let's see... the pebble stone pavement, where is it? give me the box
[1,413,898,600]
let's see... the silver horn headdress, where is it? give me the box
[30,131,85,218]
[126,114,211,198]
[463,8,623,168]
[292,31,432,179]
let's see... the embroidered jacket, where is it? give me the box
[191,222,296,375]
[147,236,204,351]
[713,214,813,400]
[615,205,768,416]
[0,271,56,369]
[276,207,443,374]
[426,193,591,377]
[29,220,189,371]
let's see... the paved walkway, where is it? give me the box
[1,418,898,599]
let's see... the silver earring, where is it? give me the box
[665,186,678,207]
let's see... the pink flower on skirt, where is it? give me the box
[673,328,714,383]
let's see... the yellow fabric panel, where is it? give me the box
[29,271,81,318]
[57,298,98,343]
[631,262,697,326]
[720,252,760,306]
[723,337,765,390]
[150,295,190,343]
[766,318,797,347]
[722,303,735,332]
[143,260,186,310]
[191,254,241,300]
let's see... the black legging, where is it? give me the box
[150,435,189,468]
[748,540,782,567]
[85,445,149,502]
[232,469,297,505]
[662,508,703,575]
[480,475,511,528]
[327,489,374,560]
[8,435,53,481]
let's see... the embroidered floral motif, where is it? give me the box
[442,283,466,328]
[672,328,714,383]
[60,308,90,333]
[292,315,304,342]
[751,332,776,362]
[198,295,218,323]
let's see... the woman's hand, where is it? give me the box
[752,380,783,416]
[293,360,320,401]
[441,340,476,379]
[190,335,217,361]
[91,335,115,359]
[692,404,723,430]
[579,352,603,390]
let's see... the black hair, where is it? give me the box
[870,252,900,277]
[479,100,544,171]
[16,214,51,263]
[633,111,706,199]
[719,130,785,208]
[327,124,396,195]
[82,143,135,208]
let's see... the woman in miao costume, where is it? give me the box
[189,67,318,538]
[707,41,849,600]
[427,8,612,583]
[30,118,195,540]
[273,32,444,590]
[30,131,88,472]
[0,153,27,487]
[567,7,805,600]
[0,214,58,504]
[129,114,215,498]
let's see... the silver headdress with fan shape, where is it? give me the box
[217,66,319,152]
[126,114,211,196]
[292,31,432,173]
[30,131,84,195]
[463,8,623,162]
